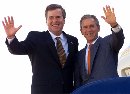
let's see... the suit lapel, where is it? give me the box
[45,31,61,66]
[90,37,101,71]
[62,32,74,60]
[80,48,89,82]
[67,38,74,56]
[79,38,101,83]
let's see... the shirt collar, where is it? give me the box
[49,31,64,41]
[87,37,99,46]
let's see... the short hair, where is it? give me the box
[45,4,66,19]
[80,14,100,29]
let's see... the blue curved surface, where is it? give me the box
[72,77,130,94]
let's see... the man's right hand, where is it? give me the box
[2,16,22,39]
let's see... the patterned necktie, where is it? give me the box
[56,37,66,68]
[87,44,91,75]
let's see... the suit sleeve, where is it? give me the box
[5,31,36,55]
[110,28,125,52]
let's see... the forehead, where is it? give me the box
[47,9,62,16]
[82,18,96,25]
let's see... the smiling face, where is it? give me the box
[46,8,65,36]
[80,18,100,43]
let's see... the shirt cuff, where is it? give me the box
[112,24,122,33]
[7,37,15,44]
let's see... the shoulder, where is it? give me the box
[25,31,48,41]
[66,33,77,39]
[65,33,78,44]
[78,48,85,55]
[28,31,46,36]
[27,31,47,37]
[63,31,77,40]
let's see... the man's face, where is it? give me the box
[80,18,100,43]
[46,9,65,36]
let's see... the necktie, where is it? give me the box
[87,44,91,75]
[56,37,66,68]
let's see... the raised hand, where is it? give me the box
[2,16,22,39]
[101,5,118,27]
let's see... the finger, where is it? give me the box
[2,21,6,30]
[106,5,110,11]
[112,8,114,13]
[8,16,11,24]
[103,7,106,14]
[106,5,112,13]
[17,25,22,31]
[8,16,14,27]
[103,7,108,17]
[101,16,105,20]
[4,17,9,26]
[11,16,14,26]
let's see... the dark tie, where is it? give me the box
[56,37,66,68]
[87,44,91,75]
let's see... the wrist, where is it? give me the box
[7,36,15,39]
[110,22,118,28]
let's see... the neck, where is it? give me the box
[50,31,62,36]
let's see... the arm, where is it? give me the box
[5,32,35,55]
[101,5,125,52]
[3,16,34,55]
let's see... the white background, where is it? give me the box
[0,0,129,94]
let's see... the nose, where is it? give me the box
[86,27,92,32]
[52,17,59,22]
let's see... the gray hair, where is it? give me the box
[80,14,100,29]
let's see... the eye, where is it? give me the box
[56,16,61,18]
[83,26,88,29]
[90,25,95,28]
[48,16,54,20]
[56,16,63,19]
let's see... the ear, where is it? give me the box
[80,28,83,35]
[97,25,100,32]
[63,19,65,24]
[46,19,47,24]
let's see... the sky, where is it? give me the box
[0,0,130,94]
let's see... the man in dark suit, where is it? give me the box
[2,4,78,94]
[74,5,124,88]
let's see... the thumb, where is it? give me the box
[101,16,106,21]
[17,25,22,31]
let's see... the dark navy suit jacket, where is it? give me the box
[74,29,124,89]
[6,31,78,94]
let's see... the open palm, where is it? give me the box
[101,5,117,27]
[2,16,22,38]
